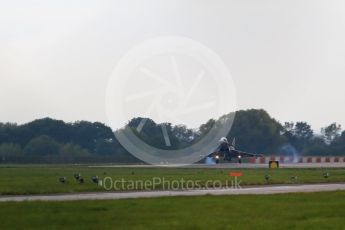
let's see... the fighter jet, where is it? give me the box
[211,137,262,164]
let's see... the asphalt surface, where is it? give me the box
[90,163,345,169]
[1,183,345,202]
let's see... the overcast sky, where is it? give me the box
[1,0,345,132]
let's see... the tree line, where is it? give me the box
[0,119,132,163]
[0,109,344,163]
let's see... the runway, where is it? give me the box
[188,163,345,169]
[89,163,345,169]
[1,183,345,202]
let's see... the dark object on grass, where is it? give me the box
[91,176,99,184]
[291,176,298,182]
[265,174,271,182]
[59,177,67,183]
[78,177,84,183]
[323,172,330,178]
[74,173,81,181]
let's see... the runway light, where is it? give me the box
[215,155,220,159]
[238,155,242,159]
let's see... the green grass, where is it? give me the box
[0,165,345,195]
[1,191,345,229]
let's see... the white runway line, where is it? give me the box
[1,183,345,202]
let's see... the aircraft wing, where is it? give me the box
[235,150,262,158]
[208,144,225,156]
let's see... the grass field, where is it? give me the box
[0,165,345,195]
[0,191,345,229]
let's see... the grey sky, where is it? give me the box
[1,0,345,132]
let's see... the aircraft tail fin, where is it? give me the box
[232,138,236,148]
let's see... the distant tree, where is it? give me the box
[2,110,345,162]
[0,123,33,146]
[126,117,199,150]
[303,136,327,156]
[321,123,342,145]
[94,139,117,155]
[23,118,71,144]
[59,143,91,157]
[71,121,116,152]
[23,135,60,156]
[281,122,313,153]
[0,123,15,144]
[127,118,166,149]
[0,143,23,161]
[294,122,313,140]
[281,122,296,146]
[327,131,345,155]
[198,119,216,137]
[228,109,285,153]
[282,122,294,137]
[171,125,195,148]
